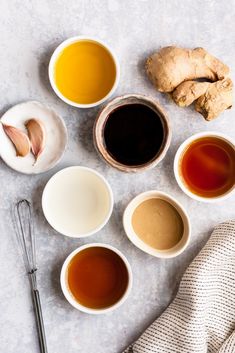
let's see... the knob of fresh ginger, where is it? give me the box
[146,46,232,120]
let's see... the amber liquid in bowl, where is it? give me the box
[180,137,235,198]
[67,247,129,309]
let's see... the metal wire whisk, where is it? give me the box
[13,199,48,353]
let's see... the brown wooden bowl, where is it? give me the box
[93,94,172,173]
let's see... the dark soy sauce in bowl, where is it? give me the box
[94,95,171,172]
[103,103,164,166]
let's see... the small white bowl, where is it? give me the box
[48,36,120,108]
[174,131,235,203]
[123,191,190,258]
[60,243,133,314]
[42,166,113,237]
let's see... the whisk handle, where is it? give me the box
[32,289,48,353]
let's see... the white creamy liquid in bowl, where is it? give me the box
[42,166,113,237]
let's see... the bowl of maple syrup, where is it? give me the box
[174,132,235,202]
[60,243,132,314]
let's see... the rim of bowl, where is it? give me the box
[42,166,114,238]
[123,190,191,258]
[60,242,133,314]
[48,36,120,108]
[93,94,172,172]
[174,131,235,203]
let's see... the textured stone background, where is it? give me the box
[0,1,234,352]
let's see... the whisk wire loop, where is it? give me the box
[13,199,47,353]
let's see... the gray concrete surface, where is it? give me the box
[0,1,234,352]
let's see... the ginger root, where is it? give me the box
[146,46,233,121]
[172,81,210,107]
[195,78,233,121]
[146,46,229,93]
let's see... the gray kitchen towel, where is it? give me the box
[123,220,235,353]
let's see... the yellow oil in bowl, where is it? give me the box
[54,39,117,105]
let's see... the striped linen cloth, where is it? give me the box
[123,220,235,353]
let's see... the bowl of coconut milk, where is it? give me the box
[42,166,113,237]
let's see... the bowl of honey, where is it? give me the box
[49,36,120,108]
[60,243,132,314]
[174,132,235,202]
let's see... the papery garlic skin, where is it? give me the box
[2,124,31,157]
[25,119,46,162]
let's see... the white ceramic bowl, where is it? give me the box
[60,243,133,314]
[174,132,235,203]
[48,36,120,108]
[42,166,113,237]
[123,191,190,258]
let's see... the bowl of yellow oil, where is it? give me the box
[49,36,120,108]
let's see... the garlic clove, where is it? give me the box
[2,123,31,157]
[25,118,46,162]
